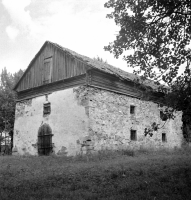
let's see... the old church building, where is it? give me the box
[13,41,183,156]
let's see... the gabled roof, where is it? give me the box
[14,41,158,91]
[48,41,158,90]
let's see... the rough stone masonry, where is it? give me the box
[13,86,183,156]
[75,86,183,153]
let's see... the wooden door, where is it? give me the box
[38,124,53,155]
[43,57,52,84]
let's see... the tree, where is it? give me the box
[104,0,191,84]
[93,56,108,64]
[0,67,24,152]
[104,0,191,142]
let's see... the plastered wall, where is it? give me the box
[13,88,89,156]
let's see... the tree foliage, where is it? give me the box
[104,0,191,84]
[93,56,108,64]
[104,0,191,141]
[0,68,24,134]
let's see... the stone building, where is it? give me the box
[13,41,183,156]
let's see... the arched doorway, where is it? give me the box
[38,123,53,155]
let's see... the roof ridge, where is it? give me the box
[48,41,159,90]
[48,41,136,80]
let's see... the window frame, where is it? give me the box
[130,105,135,114]
[162,133,167,142]
[130,129,137,141]
[43,102,51,116]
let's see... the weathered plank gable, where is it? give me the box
[15,42,89,92]
[14,41,164,103]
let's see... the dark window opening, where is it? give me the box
[43,102,51,115]
[162,133,167,142]
[130,130,137,141]
[130,105,135,114]
[38,124,53,155]
[160,111,168,121]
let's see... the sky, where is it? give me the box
[0,0,131,74]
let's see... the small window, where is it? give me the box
[160,111,168,121]
[43,57,52,84]
[130,130,137,141]
[43,102,51,115]
[162,133,167,142]
[130,105,135,114]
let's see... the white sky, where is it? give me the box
[0,0,131,74]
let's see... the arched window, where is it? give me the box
[38,123,53,155]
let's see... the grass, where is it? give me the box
[0,149,191,200]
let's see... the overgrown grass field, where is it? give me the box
[0,149,191,200]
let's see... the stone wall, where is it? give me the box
[14,85,183,156]
[75,86,183,151]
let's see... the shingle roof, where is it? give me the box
[48,41,158,90]
[14,41,158,91]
